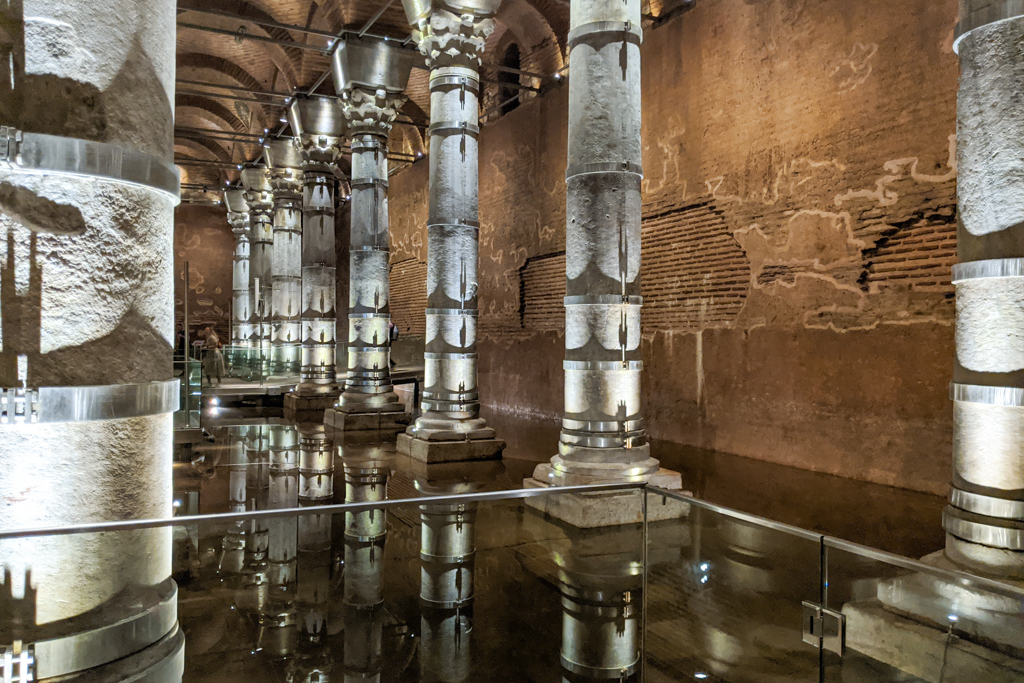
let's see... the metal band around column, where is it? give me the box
[426,308,479,316]
[0,379,180,424]
[0,127,181,204]
[565,161,643,180]
[564,295,643,306]
[427,121,481,137]
[954,0,1024,53]
[950,382,1024,407]
[951,257,1024,283]
[564,360,643,371]
[943,506,1024,550]
[350,177,389,189]
[428,220,480,229]
[33,579,177,680]
[566,20,643,50]
[429,75,481,93]
[950,488,1024,520]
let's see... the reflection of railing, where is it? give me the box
[172,359,201,429]
[4,483,1022,681]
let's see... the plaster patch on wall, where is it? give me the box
[830,42,879,94]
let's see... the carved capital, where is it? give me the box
[295,135,345,170]
[342,87,407,137]
[269,168,303,198]
[242,189,274,219]
[413,9,494,69]
[227,212,250,236]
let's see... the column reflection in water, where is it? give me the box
[261,424,300,658]
[295,422,335,680]
[417,476,478,683]
[340,436,391,683]
[555,538,642,682]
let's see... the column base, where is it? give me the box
[325,408,413,433]
[840,551,1024,681]
[523,468,688,528]
[283,391,339,420]
[396,432,505,463]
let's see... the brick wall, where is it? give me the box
[388,0,961,494]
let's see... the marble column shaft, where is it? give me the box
[267,141,304,376]
[339,89,406,413]
[406,8,498,442]
[536,0,664,486]
[289,106,344,395]
[944,1,1024,578]
[225,190,252,348]
[242,168,275,369]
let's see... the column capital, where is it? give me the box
[240,167,274,217]
[294,135,345,169]
[412,9,496,70]
[342,87,407,138]
[227,212,250,236]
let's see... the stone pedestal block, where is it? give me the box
[283,392,339,422]
[325,408,412,433]
[522,474,689,528]
[396,433,505,463]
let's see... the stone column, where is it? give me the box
[944,2,1024,579]
[241,168,275,379]
[399,0,505,462]
[527,0,683,525]
[265,140,304,377]
[286,96,346,411]
[0,0,183,678]
[331,37,415,430]
[225,190,252,350]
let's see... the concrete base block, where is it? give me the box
[522,473,689,528]
[283,393,338,413]
[325,408,413,432]
[396,432,505,463]
[843,599,1024,682]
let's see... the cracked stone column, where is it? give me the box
[265,140,304,377]
[943,1,1024,579]
[399,0,505,462]
[329,37,415,430]
[0,0,184,678]
[241,167,275,377]
[286,97,346,413]
[225,189,252,350]
[526,0,683,526]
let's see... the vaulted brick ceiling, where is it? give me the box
[174,0,570,198]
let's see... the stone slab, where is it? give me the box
[522,475,689,528]
[396,433,505,463]
[325,409,413,431]
[283,393,338,413]
[843,599,1024,682]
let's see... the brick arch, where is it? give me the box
[491,0,564,78]
[176,95,249,132]
[174,136,233,163]
[176,52,265,91]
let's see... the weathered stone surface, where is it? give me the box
[523,480,688,528]
[325,407,412,432]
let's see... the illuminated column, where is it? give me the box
[341,441,390,683]
[0,0,183,679]
[265,140,304,377]
[556,545,642,681]
[943,2,1024,578]
[530,0,681,499]
[296,422,334,659]
[241,168,275,375]
[225,190,253,348]
[399,0,505,461]
[419,492,475,683]
[332,37,414,423]
[288,97,346,401]
[262,424,299,657]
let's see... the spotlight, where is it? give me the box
[554,72,562,80]
[279,117,288,123]
[694,674,708,680]
[417,152,424,158]
[237,164,243,170]
[172,500,182,508]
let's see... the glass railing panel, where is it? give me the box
[173,359,201,429]
[644,488,824,682]
[822,537,1024,682]
[0,483,646,683]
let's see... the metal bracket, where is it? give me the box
[802,601,845,656]
[427,120,480,137]
[1,643,35,683]
[566,160,643,180]
[566,20,644,50]
[0,127,23,167]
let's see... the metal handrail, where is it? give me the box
[0,482,645,539]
